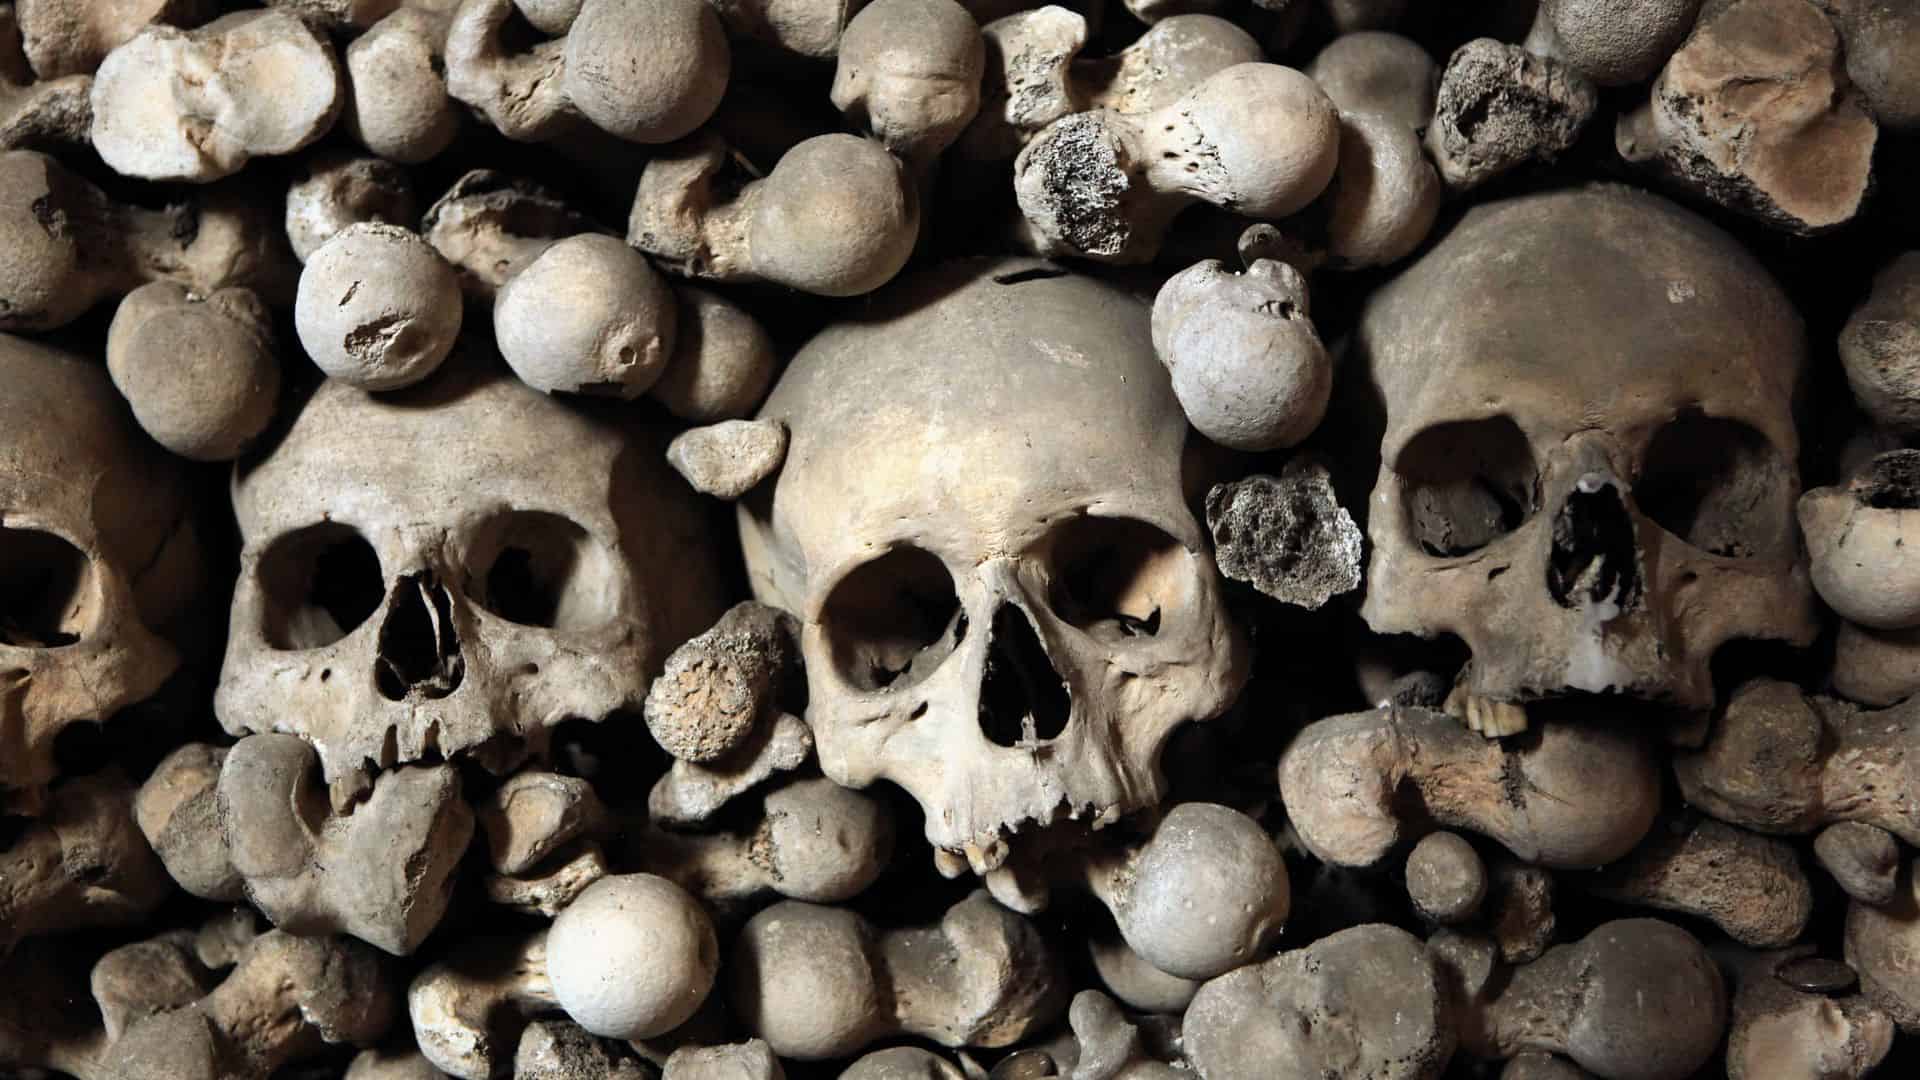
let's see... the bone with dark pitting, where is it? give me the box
[1205,460,1362,606]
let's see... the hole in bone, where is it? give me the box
[1854,450,1920,510]
[375,572,465,702]
[256,523,383,650]
[1634,413,1786,558]
[992,268,1070,285]
[467,511,618,631]
[1045,516,1189,644]
[1395,418,1538,557]
[979,603,1071,748]
[821,546,963,693]
[1547,480,1643,614]
[0,527,93,648]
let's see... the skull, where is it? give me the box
[739,258,1247,869]
[217,353,726,789]
[1,334,201,816]
[1351,184,1817,710]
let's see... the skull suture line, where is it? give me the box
[1352,185,1817,711]
[739,259,1248,871]
[0,334,203,817]
[217,354,726,793]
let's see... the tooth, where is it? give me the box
[1443,684,1529,738]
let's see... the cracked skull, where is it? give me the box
[216,353,725,791]
[1,334,202,817]
[1352,184,1816,710]
[739,259,1247,869]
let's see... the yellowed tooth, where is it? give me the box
[1443,683,1529,738]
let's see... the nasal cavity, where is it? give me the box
[979,604,1071,748]
[375,572,465,701]
[1547,475,1643,614]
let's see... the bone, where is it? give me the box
[1184,923,1454,1080]
[731,890,1066,1060]
[1800,450,1920,630]
[1445,919,1727,1079]
[648,284,779,422]
[270,0,401,32]
[1584,814,1813,949]
[495,232,678,397]
[547,874,719,1040]
[90,10,343,182]
[285,150,419,263]
[1152,259,1331,451]
[649,711,815,825]
[0,148,295,329]
[342,6,457,164]
[1831,620,1920,708]
[483,841,609,916]
[408,932,560,1079]
[294,222,464,391]
[1050,990,1181,1080]
[641,775,895,907]
[630,130,919,297]
[14,0,209,78]
[104,282,279,462]
[1673,679,1920,845]
[1617,0,1878,235]
[1484,856,1556,964]
[1305,31,1437,132]
[1845,858,1920,1032]
[1423,37,1595,192]
[1280,705,1660,870]
[1500,1055,1593,1080]
[420,169,598,297]
[514,1019,657,1078]
[0,769,171,949]
[668,418,791,499]
[1824,0,1920,133]
[644,600,801,763]
[664,1039,784,1080]
[841,1047,965,1080]
[704,0,866,61]
[477,770,608,877]
[1816,822,1902,907]
[1406,830,1487,925]
[0,5,90,150]
[1205,460,1363,607]
[1013,63,1339,263]
[1722,946,1895,1080]
[1314,109,1442,269]
[216,733,476,956]
[1086,935,1200,1014]
[445,0,726,144]
[135,743,243,901]
[831,0,983,172]
[1522,0,1701,86]
[347,1045,452,1079]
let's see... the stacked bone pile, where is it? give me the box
[4,0,1920,1077]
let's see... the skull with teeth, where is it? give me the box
[216,352,725,797]
[1351,184,1817,725]
[1,334,203,816]
[739,258,1248,871]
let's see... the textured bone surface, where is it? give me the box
[1206,460,1362,608]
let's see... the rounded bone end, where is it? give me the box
[650,285,778,422]
[495,234,675,398]
[295,222,463,391]
[1114,802,1289,981]
[107,282,280,461]
[731,900,883,1060]
[1845,860,1920,1033]
[561,0,728,144]
[0,149,104,331]
[548,874,719,1041]
[1557,919,1727,1078]
[748,134,919,297]
[1800,450,1920,630]
[1306,31,1438,133]
[1177,64,1341,220]
[831,0,985,163]
[760,779,895,904]
[1406,830,1486,925]
[343,9,461,166]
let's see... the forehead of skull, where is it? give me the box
[1358,185,1805,463]
[760,259,1189,580]
[0,333,187,552]
[233,355,634,542]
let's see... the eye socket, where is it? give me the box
[1045,516,1190,643]
[466,511,619,631]
[257,524,383,650]
[1634,414,1788,559]
[820,546,963,693]
[0,527,94,648]
[1396,418,1538,557]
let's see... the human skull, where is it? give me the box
[217,352,726,790]
[1352,184,1817,710]
[1,334,202,817]
[739,258,1247,870]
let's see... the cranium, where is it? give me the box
[1,333,201,817]
[1351,184,1817,710]
[739,258,1247,870]
[217,351,726,790]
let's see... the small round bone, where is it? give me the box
[1279,705,1660,869]
[1522,0,1702,87]
[1406,830,1487,924]
[831,0,984,169]
[668,419,789,499]
[90,10,343,182]
[1305,31,1437,133]
[1452,919,1727,1079]
[295,222,463,390]
[644,601,801,763]
[1801,451,1920,629]
[1845,858,1920,1032]
[1319,110,1440,268]
[648,284,779,422]
[1832,620,1920,707]
[548,874,719,1040]
[731,890,1066,1060]
[494,233,676,397]
[1816,822,1901,906]
[630,130,919,297]
[642,776,895,906]
[478,770,608,877]
[0,148,294,329]
[1184,923,1454,1080]
[1013,63,1339,263]
[285,151,419,263]
[105,282,279,462]
[1585,815,1812,948]
[1087,935,1199,1014]
[343,7,458,163]
[1151,257,1330,450]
